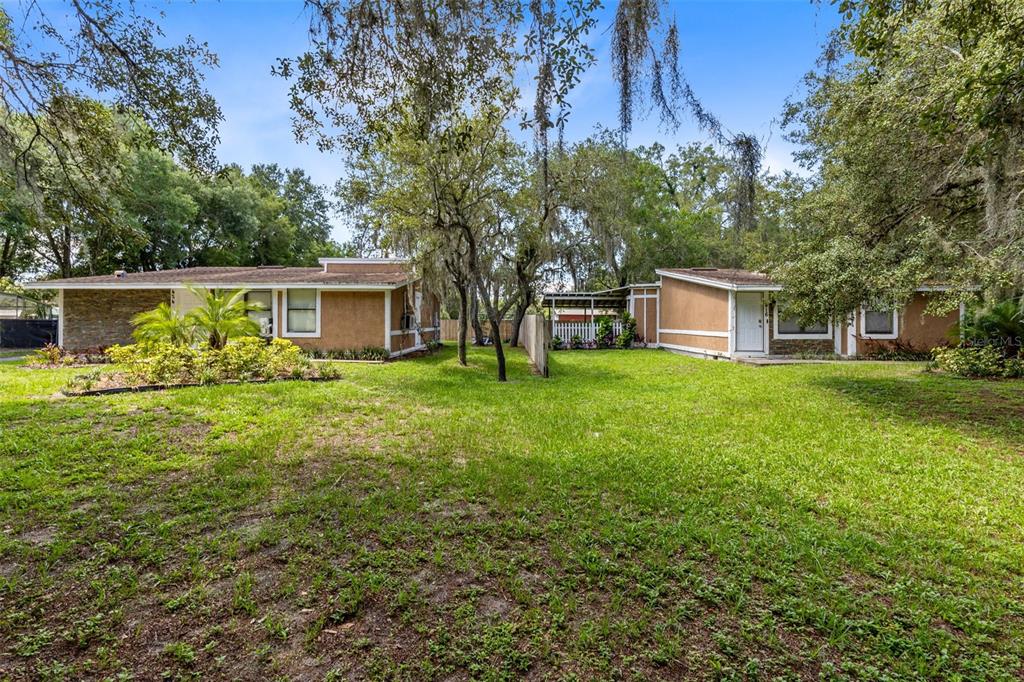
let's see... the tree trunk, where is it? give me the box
[490,317,507,382]
[470,289,485,345]
[456,283,468,366]
[509,297,528,347]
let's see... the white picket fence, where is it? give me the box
[552,320,623,344]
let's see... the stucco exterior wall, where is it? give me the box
[856,292,958,355]
[276,290,387,351]
[658,277,729,352]
[62,289,171,350]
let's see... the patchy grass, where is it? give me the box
[1,348,1023,679]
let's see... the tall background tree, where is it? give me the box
[776,0,1024,322]
[277,0,765,380]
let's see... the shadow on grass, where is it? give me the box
[810,372,1024,446]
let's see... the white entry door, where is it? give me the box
[735,292,765,353]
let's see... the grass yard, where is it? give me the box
[1,347,1023,680]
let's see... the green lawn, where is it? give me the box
[1,348,1023,680]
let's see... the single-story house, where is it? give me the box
[23,258,441,357]
[654,267,962,359]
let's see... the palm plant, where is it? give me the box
[131,303,196,346]
[184,286,262,350]
[957,298,1024,357]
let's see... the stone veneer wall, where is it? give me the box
[63,289,171,349]
[766,305,836,356]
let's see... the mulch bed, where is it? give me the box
[61,375,343,397]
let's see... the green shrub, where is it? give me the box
[107,337,309,386]
[29,343,63,367]
[932,346,1004,377]
[317,362,343,379]
[550,335,563,350]
[616,312,637,349]
[107,343,199,385]
[1002,357,1024,378]
[596,317,615,349]
[64,369,103,393]
[213,336,271,380]
[570,334,583,350]
[311,346,389,361]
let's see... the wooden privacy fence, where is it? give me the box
[521,313,549,377]
[440,318,517,343]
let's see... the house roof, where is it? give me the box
[656,268,780,290]
[541,286,632,308]
[656,267,962,293]
[23,264,416,290]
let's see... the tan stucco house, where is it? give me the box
[652,268,962,359]
[24,258,440,357]
[546,267,962,359]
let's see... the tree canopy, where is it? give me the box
[776,0,1024,321]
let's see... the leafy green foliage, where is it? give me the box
[932,346,1005,378]
[552,134,797,288]
[958,299,1024,357]
[3,110,343,279]
[104,337,310,386]
[595,317,615,349]
[184,287,261,350]
[616,312,638,348]
[131,303,196,346]
[307,347,390,362]
[778,0,1024,313]
[0,0,221,183]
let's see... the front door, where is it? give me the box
[735,292,764,353]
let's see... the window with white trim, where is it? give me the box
[245,290,273,336]
[774,304,831,339]
[861,307,898,339]
[286,289,318,334]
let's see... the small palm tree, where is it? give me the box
[185,286,262,350]
[958,298,1024,356]
[132,303,196,346]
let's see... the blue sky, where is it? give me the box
[24,0,843,240]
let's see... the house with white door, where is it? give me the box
[654,268,962,359]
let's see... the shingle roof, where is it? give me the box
[659,268,775,286]
[26,265,414,288]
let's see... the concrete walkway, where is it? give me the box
[732,356,845,366]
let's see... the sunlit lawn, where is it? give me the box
[1,347,1022,679]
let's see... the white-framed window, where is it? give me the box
[245,290,274,337]
[284,288,320,337]
[773,304,832,340]
[860,307,898,339]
